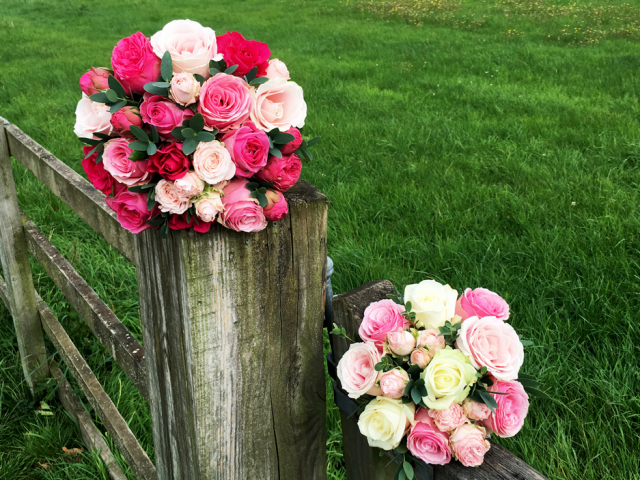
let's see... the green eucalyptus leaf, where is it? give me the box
[269,147,283,158]
[410,387,422,404]
[84,146,98,158]
[96,152,103,163]
[147,143,157,155]
[171,127,185,141]
[480,391,498,412]
[161,51,173,82]
[109,100,127,114]
[404,379,415,396]
[128,150,148,161]
[302,147,313,161]
[147,190,156,211]
[196,131,216,142]
[79,137,101,146]
[250,76,269,86]
[403,461,414,480]
[273,133,296,145]
[256,192,268,208]
[518,372,536,380]
[524,387,552,400]
[189,113,205,132]
[90,92,109,103]
[193,73,205,85]
[105,89,119,103]
[520,340,534,347]
[518,378,540,389]
[93,132,112,141]
[306,136,321,147]
[160,222,169,239]
[143,83,169,96]
[182,128,196,138]
[151,126,160,144]
[130,125,149,142]
[129,141,150,152]
[225,64,238,75]
[182,137,199,155]
[209,67,221,76]
[395,444,408,455]
[108,75,127,98]
[245,66,258,83]
[406,364,421,380]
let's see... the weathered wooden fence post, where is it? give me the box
[135,180,328,480]
[0,119,50,391]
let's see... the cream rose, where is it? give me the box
[194,191,224,223]
[421,347,477,410]
[404,280,458,330]
[174,171,205,198]
[250,78,307,131]
[170,73,201,106]
[155,179,191,215]
[74,94,112,139]
[266,59,290,80]
[358,397,415,451]
[193,141,236,185]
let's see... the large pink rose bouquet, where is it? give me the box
[75,20,319,237]
[332,280,549,476]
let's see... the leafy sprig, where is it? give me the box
[79,132,118,163]
[128,125,161,160]
[330,323,355,343]
[90,75,137,114]
[144,51,174,96]
[171,113,218,155]
[246,182,269,208]
[438,320,462,346]
[295,135,321,162]
[129,181,158,211]
[266,128,296,158]
[146,211,170,239]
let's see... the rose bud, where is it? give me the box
[279,127,303,155]
[194,191,224,223]
[461,398,491,421]
[379,369,410,399]
[254,153,302,192]
[263,189,289,222]
[416,329,446,354]
[266,58,290,80]
[79,67,112,96]
[385,329,416,357]
[410,348,432,369]
[174,171,205,198]
[110,106,143,139]
[170,72,201,106]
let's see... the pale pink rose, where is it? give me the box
[155,179,191,215]
[74,94,112,139]
[198,73,255,131]
[336,341,383,399]
[449,424,490,467]
[105,190,154,234]
[461,398,491,421]
[359,299,409,350]
[407,408,452,465]
[483,380,529,438]
[110,106,143,139]
[193,141,236,185]
[455,316,524,381]
[416,329,446,353]
[140,93,194,139]
[456,287,510,321]
[379,369,409,399]
[385,329,416,357]
[266,59,290,80]
[174,171,205,198]
[79,67,112,96]
[219,178,268,233]
[170,73,201,106]
[150,19,221,77]
[263,189,289,222]
[250,78,307,131]
[102,138,151,186]
[428,404,467,432]
[410,348,432,369]
[194,192,224,223]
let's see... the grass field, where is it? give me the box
[1,0,640,478]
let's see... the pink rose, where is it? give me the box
[407,408,452,465]
[174,171,205,198]
[449,424,490,467]
[483,380,529,438]
[168,212,213,233]
[170,73,201,106]
[428,404,467,432]
[410,348,432,369]
[457,287,510,321]
[195,192,224,223]
[416,329,446,354]
[216,31,271,77]
[385,329,416,357]
[266,58,290,80]
[110,106,143,139]
[198,73,254,131]
[219,178,267,233]
[254,153,301,192]
[111,32,161,95]
[379,369,409,399]
[336,341,383,399]
[102,138,151,186]
[79,67,112,96]
[193,141,236,185]
[358,299,408,350]
[140,93,194,139]
[279,127,303,155]
[263,189,289,222]
[221,121,270,177]
[456,316,524,380]
[461,398,491,421]
[147,142,191,181]
[105,189,154,234]
[74,94,112,139]
[154,179,191,215]
[82,145,114,195]
[250,78,307,131]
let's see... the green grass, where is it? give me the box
[1,0,640,478]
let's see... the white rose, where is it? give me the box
[250,78,307,132]
[266,59,290,80]
[174,171,205,198]
[74,94,112,139]
[421,348,477,411]
[193,141,236,185]
[150,19,222,78]
[170,73,201,106]
[404,280,458,330]
[358,397,415,450]
[155,179,191,215]
[194,191,224,223]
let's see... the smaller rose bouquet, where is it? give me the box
[332,281,549,478]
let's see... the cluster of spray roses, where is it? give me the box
[335,280,546,473]
[74,19,319,236]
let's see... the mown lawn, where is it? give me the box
[1,0,640,478]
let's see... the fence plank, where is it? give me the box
[21,214,148,401]
[4,125,137,265]
[0,122,50,389]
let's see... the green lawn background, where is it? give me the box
[0,0,639,479]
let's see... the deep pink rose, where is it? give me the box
[456,287,510,321]
[428,404,467,432]
[111,32,161,95]
[216,31,271,77]
[168,212,213,233]
[455,316,524,381]
[197,73,254,131]
[102,138,151,186]
[82,146,114,195]
[140,93,194,139]
[221,121,269,177]
[105,189,154,234]
[254,153,301,192]
[263,189,288,222]
[110,106,143,139]
[407,408,452,465]
[336,341,383,399]
[280,127,303,155]
[483,380,529,438]
[219,178,267,233]
[147,142,191,180]
[79,67,112,96]
[359,299,408,350]
[449,424,490,467]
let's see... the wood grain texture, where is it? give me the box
[21,214,148,401]
[0,123,50,389]
[331,280,549,480]
[135,179,328,480]
[4,125,136,265]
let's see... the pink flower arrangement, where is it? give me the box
[76,20,320,237]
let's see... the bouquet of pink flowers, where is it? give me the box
[75,19,319,237]
[333,280,548,477]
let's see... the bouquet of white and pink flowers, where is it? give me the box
[332,280,548,477]
[75,19,319,237]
